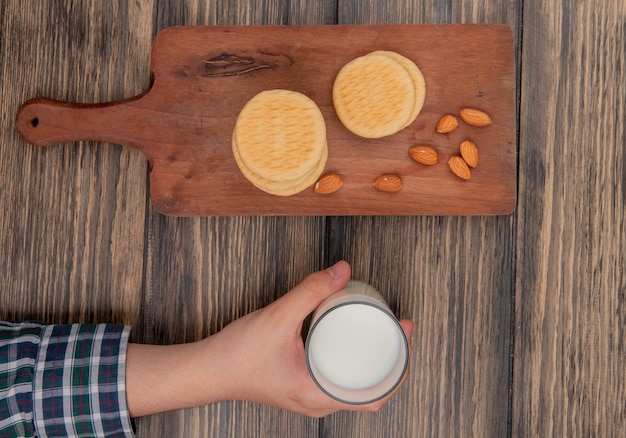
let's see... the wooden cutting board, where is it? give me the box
[16,25,517,216]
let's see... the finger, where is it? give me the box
[399,320,416,343]
[275,260,351,324]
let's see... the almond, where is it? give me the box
[314,173,343,194]
[409,145,439,165]
[459,140,478,168]
[448,156,471,180]
[373,175,403,192]
[436,114,458,133]
[459,108,492,127]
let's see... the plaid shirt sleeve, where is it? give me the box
[0,321,135,438]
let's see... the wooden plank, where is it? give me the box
[290,0,337,25]
[134,1,329,437]
[1,2,526,438]
[319,1,521,437]
[0,1,151,325]
[513,0,626,436]
[134,215,325,438]
[322,215,515,437]
[15,24,516,216]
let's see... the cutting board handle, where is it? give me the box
[15,97,144,150]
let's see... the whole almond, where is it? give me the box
[409,145,439,165]
[459,140,479,168]
[436,114,459,133]
[373,175,403,192]
[459,108,493,127]
[314,173,343,194]
[448,156,471,180]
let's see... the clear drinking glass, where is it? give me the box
[305,280,409,404]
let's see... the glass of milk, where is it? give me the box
[305,280,409,404]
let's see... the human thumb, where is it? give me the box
[277,261,351,324]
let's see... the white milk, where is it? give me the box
[307,303,402,389]
[305,280,409,404]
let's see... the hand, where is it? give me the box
[126,261,415,418]
[206,260,415,417]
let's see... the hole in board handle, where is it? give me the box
[28,117,39,128]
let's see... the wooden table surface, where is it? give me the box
[1,1,624,437]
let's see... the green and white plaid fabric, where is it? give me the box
[1,321,134,437]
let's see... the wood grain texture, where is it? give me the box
[322,215,515,438]
[338,0,522,25]
[0,0,152,326]
[135,1,328,437]
[1,0,519,437]
[4,0,624,438]
[15,24,516,216]
[513,0,626,436]
[323,1,521,437]
[134,215,325,438]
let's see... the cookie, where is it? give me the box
[370,50,426,128]
[233,133,328,196]
[233,89,328,195]
[332,51,425,138]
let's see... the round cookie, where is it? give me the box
[234,89,327,182]
[332,53,416,138]
[232,89,328,196]
[370,50,426,128]
[233,133,328,196]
